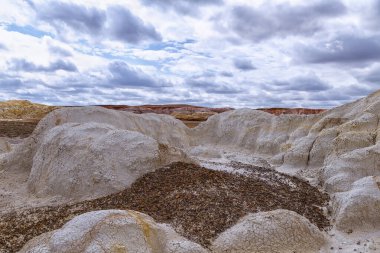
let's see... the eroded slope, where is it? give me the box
[0,162,329,252]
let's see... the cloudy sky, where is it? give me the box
[0,0,379,108]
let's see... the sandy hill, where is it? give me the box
[0,100,57,120]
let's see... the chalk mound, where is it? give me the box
[27,122,189,200]
[0,107,191,201]
[211,209,327,253]
[332,176,380,232]
[20,209,207,253]
[1,106,190,173]
[36,106,190,148]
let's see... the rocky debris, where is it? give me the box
[19,210,207,253]
[211,209,327,253]
[0,162,329,252]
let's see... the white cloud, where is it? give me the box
[0,0,378,108]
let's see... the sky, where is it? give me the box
[0,0,379,108]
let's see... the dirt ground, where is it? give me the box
[0,162,330,252]
[0,120,39,138]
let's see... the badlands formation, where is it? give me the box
[0,91,380,252]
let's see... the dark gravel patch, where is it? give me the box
[0,162,330,252]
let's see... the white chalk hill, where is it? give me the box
[2,90,380,252]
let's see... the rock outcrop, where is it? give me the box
[20,210,207,253]
[27,122,182,200]
[1,107,192,201]
[211,210,327,253]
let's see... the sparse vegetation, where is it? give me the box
[0,100,58,120]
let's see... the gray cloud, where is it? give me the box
[107,6,161,43]
[0,75,54,103]
[31,1,161,44]
[225,0,346,42]
[220,71,233,77]
[339,84,375,97]
[34,1,106,35]
[0,71,158,105]
[183,70,241,94]
[2,0,378,109]
[363,0,380,30]
[265,74,331,92]
[233,58,256,71]
[365,71,380,84]
[153,97,206,105]
[108,61,165,88]
[355,65,380,85]
[9,59,78,72]
[186,76,243,94]
[305,85,377,105]
[310,92,352,101]
[48,45,72,57]
[295,34,380,64]
[141,0,223,16]
[0,77,23,89]
[375,0,380,22]
[0,43,7,50]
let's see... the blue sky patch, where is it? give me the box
[6,24,51,38]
